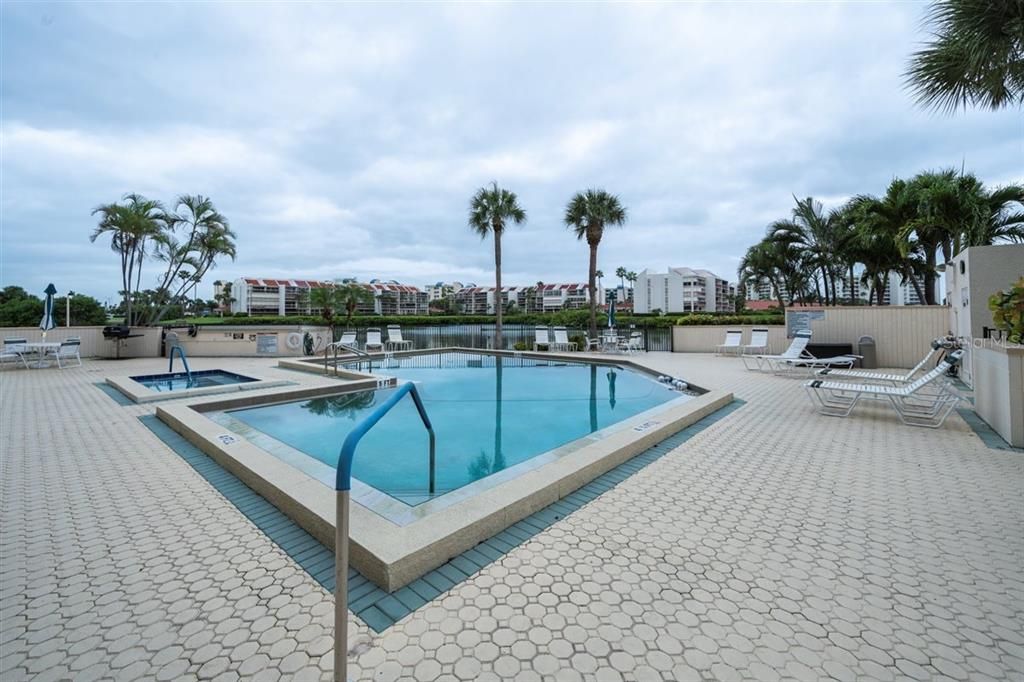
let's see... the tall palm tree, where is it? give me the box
[904,0,1024,113]
[145,195,235,324]
[469,183,527,350]
[565,189,627,338]
[615,266,628,291]
[965,183,1024,245]
[90,193,167,325]
[768,196,849,305]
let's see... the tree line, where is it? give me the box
[738,169,1023,308]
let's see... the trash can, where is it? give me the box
[858,335,876,369]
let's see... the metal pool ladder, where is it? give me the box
[168,345,192,385]
[332,381,435,682]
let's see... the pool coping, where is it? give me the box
[157,350,731,591]
[105,370,293,404]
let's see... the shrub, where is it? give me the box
[675,313,784,326]
[989,277,1024,344]
[512,341,529,351]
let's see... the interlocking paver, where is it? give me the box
[1,354,1021,681]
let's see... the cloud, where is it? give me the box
[1,1,1018,303]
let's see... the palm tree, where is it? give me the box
[468,183,527,350]
[768,196,849,305]
[338,283,374,327]
[965,183,1024,245]
[615,266,628,291]
[565,189,627,338]
[90,193,167,325]
[904,0,1024,113]
[626,271,638,296]
[145,195,235,324]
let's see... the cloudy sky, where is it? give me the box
[2,1,1020,303]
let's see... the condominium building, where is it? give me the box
[453,283,600,314]
[634,268,734,314]
[229,277,428,316]
[423,281,466,302]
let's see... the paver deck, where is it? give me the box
[2,353,1022,681]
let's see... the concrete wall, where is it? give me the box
[171,325,330,357]
[672,306,950,368]
[944,244,1024,387]
[672,326,788,354]
[973,345,1024,448]
[1,326,161,358]
[789,306,950,369]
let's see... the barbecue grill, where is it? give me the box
[103,325,143,358]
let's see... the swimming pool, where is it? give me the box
[131,369,259,392]
[224,355,688,504]
[158,349,732,589]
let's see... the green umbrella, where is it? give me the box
[40,283,57,338]
[606,294,616,329]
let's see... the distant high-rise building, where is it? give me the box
[230,277,428,316]
[634,268,734,313]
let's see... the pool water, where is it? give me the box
[227,355,688,504]
[132,369,258,392]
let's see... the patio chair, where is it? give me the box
[716,330,743,356]
[47,338,82,369]
[815,342,941,385]
[775,352,861,377]
[804,350,964,428]
[619,331,643,354]
[551,326,577,352]
[533,326,551,351]
[740,328,770,355]
[1,337,29,369]
[741,330,812,371]
[385,325,413,351]
[326,330,358,354]
[364,328,385,353]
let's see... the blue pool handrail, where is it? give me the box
[168,345,192,385]
[335,381,436,493]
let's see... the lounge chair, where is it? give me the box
[740,328,769,355]
[552,326,577,352]
[533,326,551,351]
[741,330,812,371]
[815,342,941,385]
[716,330,743,356]
[364,328,385,353]
[326,330,358,354]
[776,352,861,377]
[619,331,643,354]
[385,325,413,351]
[47,338,82,369]
[1,337,29,369]
[804,350,964,428]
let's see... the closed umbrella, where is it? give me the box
[606,296,616,329]
[40,283,57,338]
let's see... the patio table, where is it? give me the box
[600,332,622,353]
[23,342,60,368]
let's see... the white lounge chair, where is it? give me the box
[2,337,29,369]
[619,331,643,354]
[385,325,413,351]
[740,328,769,355]
[533,326,551,351]
[804,350,964,428]
[47,338,82,369]
[364,328,385,353]
[326,330,358,354]
[716,330,743,356]
[775,351,861,377]
[552,327,577,352]
[741,330,812,371]
[815,342,940,385]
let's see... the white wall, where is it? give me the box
[1,326,162,358]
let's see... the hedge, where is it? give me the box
[675,313,784,326]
